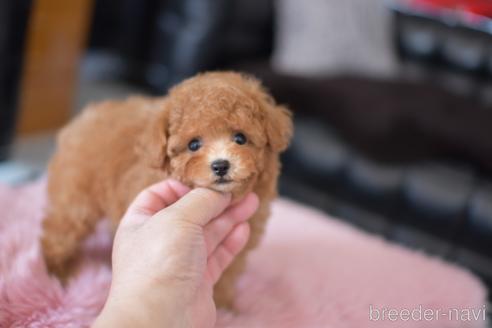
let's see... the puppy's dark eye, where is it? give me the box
[188,138,202,152]
[233,133,247,145]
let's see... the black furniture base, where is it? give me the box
[0,0,32,161]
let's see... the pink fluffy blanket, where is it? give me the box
[0,180,487,328]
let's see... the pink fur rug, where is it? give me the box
[0,180,487,328]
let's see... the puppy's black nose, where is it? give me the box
[211,159,230,177]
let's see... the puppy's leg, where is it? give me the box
[214,251,248,309]
[41,196,102,280]
[214,206,269,309]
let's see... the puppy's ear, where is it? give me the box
[136,101,169,169]
[264,103,293,153]
[240,74,293,152]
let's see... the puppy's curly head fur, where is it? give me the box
[145,72,293,197]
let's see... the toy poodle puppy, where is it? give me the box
[41,71,293,308]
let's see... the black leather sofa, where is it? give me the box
[281,117,492,290]
[244,69,492,296]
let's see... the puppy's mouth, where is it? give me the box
[189,173,255,193]
[209,178,236,193]
[214,177,233,185]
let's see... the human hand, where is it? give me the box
[93,179,259,328]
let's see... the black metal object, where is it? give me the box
[0,0,32,161]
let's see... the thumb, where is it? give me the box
[154,188,231,227]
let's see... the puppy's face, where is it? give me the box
[147,72,292,197]
[167,104,267,195]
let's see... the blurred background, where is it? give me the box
[1,0,492,310]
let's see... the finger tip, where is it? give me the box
[234,222,251,246]
[248,192,260,209]
[240,221,251,233]
[240,193,259,216]
[176,187,232,225]
[197,187,232,203]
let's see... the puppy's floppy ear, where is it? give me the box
[264,103,293,152]
[136,101,169,169]
[240,73,293,152]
